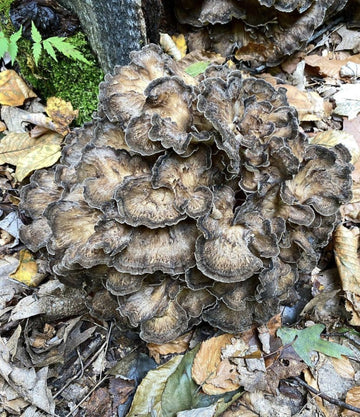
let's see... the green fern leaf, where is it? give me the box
[47,36,91,64]
[8,26,22,64]
[43,39,57,61]
[0,32,9,60]
[32,42,42,66]
[31,21,42,43]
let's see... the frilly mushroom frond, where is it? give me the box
[19,44,353,343]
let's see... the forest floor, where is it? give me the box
[2,4,360,417]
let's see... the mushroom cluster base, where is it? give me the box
[20,45,353,343]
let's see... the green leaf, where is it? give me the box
[31,21,42,43]
[0,32,9,60]
[47,36,91,64]
[277,324,354,367]
[43,39,57,62]
[126,354,183,417]
[161,346,240,417]
[184,61,210,77]
[32,42,42,66]
[8,26,22,65]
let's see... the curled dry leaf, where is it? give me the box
[46,97,78,129]
[334,224,360,296]
[0,70,37,106]
[192,334,240,395]
[147,331,192,363]
[344,386,360,416]
[304,54,360,79]
[0,132,62,182]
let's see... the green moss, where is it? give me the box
[17,32,104,125]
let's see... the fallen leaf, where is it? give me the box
[192,334,240,395]
[305,54,360,79]
[335,26,360,52]
[0,339,55,414]
[10,250,45,287]
[333,84,360,119]
[46,97,78,128]
[126,354,183,417]
[310,130,360,164]
[147,332,192,363]
[0,70,37,106]
[185,61,210,77]
[277,324,353,366]
[0,131,62,182]
[172,34,187,58]
[281,84,326,121]
[160,33,183,60]
[334,224,360,296]
[343,386,360,416]
[343,116,360,147]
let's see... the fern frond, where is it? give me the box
[0,32,9,60]
[31,21,42,43]
[43,39,57,61]
[8,26,22,64]
[32,42,42,66]
[47,36,91,64]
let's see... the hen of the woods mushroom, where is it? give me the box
[19,44,352,343]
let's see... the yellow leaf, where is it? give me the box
[0,131,62,181]
[46,97,78,128]
[0,70,37,106]
[10,249,45,287]
[311,130,360,164]
[192,334,240,395]
[171,34,187,58]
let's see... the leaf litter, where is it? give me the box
[2,8,360,417]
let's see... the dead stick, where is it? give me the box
[290,376,360,414]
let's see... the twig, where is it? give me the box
[290,376,360,414]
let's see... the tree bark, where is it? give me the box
[56,0,150,73]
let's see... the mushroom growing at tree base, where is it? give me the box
[20,44,353,343]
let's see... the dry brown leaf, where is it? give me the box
[331,357,355,380]
[310,130,360,164]
[281,84,326,121]
[334,225,360,296]
[0,131,62,181]
[46,97,78,128]
[343,116,360,148]
[305,54,360,79]
[0,70,37,106]
[343,386,360,416]
[192,333,240,395]
[147,331,192,363]
[345,294,360,326]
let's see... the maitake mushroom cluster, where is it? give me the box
[174,0,349,67]
[20,45,352,343]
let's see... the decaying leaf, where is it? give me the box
[192,334,240,395]
[277,324,353,366]
[333,84,360,119]
[0,339,55,414]
[344,386,360,416]
[0,70,37,106]
[305,54,360,79]
[335,26,360,53]
[334,224,360,296]
[160,33,183,60]
[9,249,45,287]
[310,130,360,164]
[45,96,78,127]
[147,332,192,363]
[0,132,62,181]
[282,84,326,121]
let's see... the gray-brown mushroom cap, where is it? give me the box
[195,186,263,282]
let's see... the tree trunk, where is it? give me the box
[56,0,156,73]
